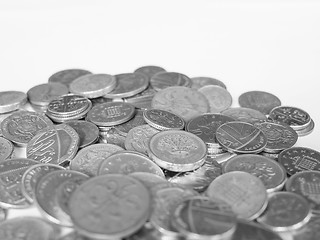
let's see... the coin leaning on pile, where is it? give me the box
[0,65,318,240]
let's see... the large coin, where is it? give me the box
[134,65,166,79]
[0,136,14,161]
[151,86,209,122]
[143,108,185,130]
[48,68,92,87]
[150,72,192,91]
[0,91,27,113]
[191,76,227,89]
[69,174,151,240]
[221,107,267,123]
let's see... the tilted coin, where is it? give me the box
[114,109,146,136]
[48,68,92,87]
[21,163,65,203]
[0,136,14,161]
[65,120,99,148]
[198,85,232,113]
[223,154,287,193]
[207,171,268,220]
[216,121,267,154]
[293,216,320,240]
[70,143,124,176]
[1,111,53,147]
[134,65,166,79]
[151,86,209,122]
[148,130,207,172]
[269,106,312,131]
[69,73,116,98]
[26,124,80,165]
[0,91,27,114]
[278,147,320,176]
[125,124,160,155]
[170,196,236,240]
[0,158,38,209]
[221,107,267,123]
[150,71,192,91]
[191,76,227,89]
[69,174,151,240]
[0,217,59,240]
[27,82,69,106]
[129,172,167,190]
[143,108,185,130]
[104,72,149,98]
[124,85,157,110]
[87,102,135,127]
[238,90,281,115]
[257,192,311,232]
[285,170,320,213]
[34,170,89,227]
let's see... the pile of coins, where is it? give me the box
[0,66,319,240]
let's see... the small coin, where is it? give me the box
[35,170,89,227]
[0,91,27,114]
[143,109,185,130]
[0,136,14,161]
[216,121,267,154]
[104,73,149,98]
[150,72,192,91]
[221,107,267,123]
[69,74,116,98]
[69,174,151,240]
[70,143,124,176]
[238,90,281,115]
[151,86,209,122]
[134,65,166,79]
[198,85,232,113]
[48,68,92,87]
[148,130,207,172]
[1,111,53,147]
[114,109,146,136]
[27,124,80,165]
[278,147,320,176]
[257,192,312,232]
[191,76,227,89]
[207,171,268,220]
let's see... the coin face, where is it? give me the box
[150,72,192,91]
[48,68,92,87]
[148,130,207,172]
[207,171,268,220]
[238,91,281,115]
[27,124,80,165]
[221,107,267,123]
[134,65,166,79]
[1,111,53,147]
[0,91,27,113]
[69,174,151,239]
[0,136,14,161]
[143,109,185,130]
[191,76,227,89]
[278,147,320,175]
[69,73,116,98]
[285,170,320,213]
[151,86,209,122]
[216,121,267,154]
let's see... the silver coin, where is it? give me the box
[0,91,27,114]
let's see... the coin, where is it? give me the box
[198,85,232,113]
[0,91,27,114]
[0,136,14,161]
[21,163,65,203]
[48,68,92,87]
[34,170,89,227]
[143,109,185,130]
[69,174,151,240]
[257,192,311,232]
[104,73,149,98]
[114,109,146,136]
[150,72,192,91]
[1,111,53,147]
[0,158,38,209]
[238,91,281,115]
[26,124,80,165]
[221,107,267,123]
[191,76,227,89]
[223,154,287,193]
[216,121,267,154]
[69,74,117,98]
[296,118,315,137]
[70,143,124,176]
[207,171,268,220]
[27,82,69,106]
[98,150,165,177]
[124,124,160,155]
[151,86,209,122]
[278,147,320,175]
[148,130,207,172]
[285,170,320,213]
[134,65,166,79]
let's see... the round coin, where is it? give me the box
[207,171,268,220]
[69,174,151,240]
[0,136,14,161]
[0,91,27,113]
[148,130,207,172]
[151,86,209,122]
[150,72,192,91]
[48,68,92,87]
[143,109,185,130]
[191,76,227,89]
[216,121,267,154]
[221,107,267,123]
[134,65,166,79]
